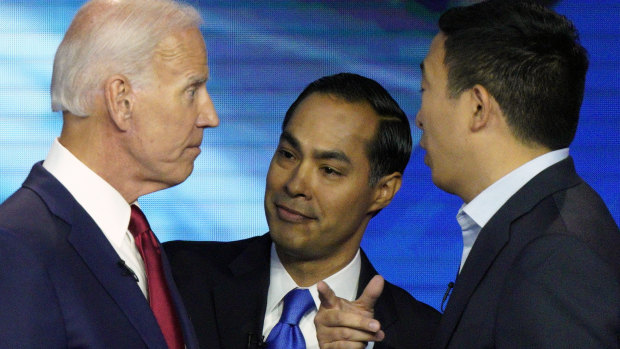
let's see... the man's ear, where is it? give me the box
[104,74,134,131]
[469,84,494,132]
[368,172,402,214]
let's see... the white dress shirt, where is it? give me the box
[263,243,373,349]
[42,138,148,297]
[457,148,570,272]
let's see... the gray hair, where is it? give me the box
[50,0,202,116]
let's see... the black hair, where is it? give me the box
[283,73,412,186]
[439,0,588,149]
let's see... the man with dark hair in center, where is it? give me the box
[165,73,440,349]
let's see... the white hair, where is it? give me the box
[50,0,202,116]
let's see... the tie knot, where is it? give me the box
[280,289,314,325]
[129,205,150,237]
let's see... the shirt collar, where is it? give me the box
[42,138,132,249]
[266,243,362,312]
[463,148,569,228]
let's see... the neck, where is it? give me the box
[276,244,359,287]
[59,112,147,203]
[461,141,551,203]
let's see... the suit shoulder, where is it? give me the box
[0,186,66,258]
[0,186,52,230]
[164,235,267,272]
[553,181,619,234]
[546,182,620,272]
[377,281,440,348]
[382,280,441,321]
[165,235,263,257]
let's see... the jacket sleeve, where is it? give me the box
[0,229,66,348]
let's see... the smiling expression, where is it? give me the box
[265,92,384,265]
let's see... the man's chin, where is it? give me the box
[160,163,194,189]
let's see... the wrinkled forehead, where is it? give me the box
[152,27,207,74]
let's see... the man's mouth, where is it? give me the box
[275,203,315,223]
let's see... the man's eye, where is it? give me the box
[322,166,341,176]
[278,149,294,159]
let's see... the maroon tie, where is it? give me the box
[129,205,184,349]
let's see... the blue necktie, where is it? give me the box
[265,288,315,349]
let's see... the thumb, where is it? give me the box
[356,275,384,311]
[317,280,339,309]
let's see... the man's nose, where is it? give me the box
[196,89,219,128]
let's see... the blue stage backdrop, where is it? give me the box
[1,0,618,310]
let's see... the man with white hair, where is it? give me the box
[0,0,219,347]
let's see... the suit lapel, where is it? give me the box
[435,158,582,348]
[357,250,398,333]
[160,239,200,349]
[212,234,272,347]
[358,250,402,349]
[434,212,510,348]
[24,163,168,349]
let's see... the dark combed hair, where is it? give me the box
[282,73,412,186]
[439,0,589,149]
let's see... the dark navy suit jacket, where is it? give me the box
[0,162,199,348]
[164,233,441,349]
[434,157,620,348]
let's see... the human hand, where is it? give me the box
[315,275,385,349]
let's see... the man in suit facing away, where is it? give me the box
[164,73,440,349]
[314,1,620,348]
[0,0,219,347]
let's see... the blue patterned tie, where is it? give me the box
[265,288,315,349]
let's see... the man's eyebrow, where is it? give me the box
[190,77,207,85]
[186,74,208,86]
[280,130,351,164]
[279,131,301,151]
[313,149,351,165]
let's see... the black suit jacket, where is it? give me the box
[165,233,440,349]
[434,157,620,348]
[0,163,199,348]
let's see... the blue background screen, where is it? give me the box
[1,0,618,310]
